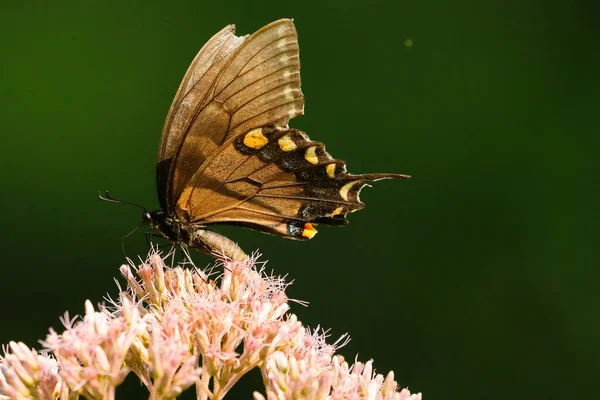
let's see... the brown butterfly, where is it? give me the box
[138,19,409,261]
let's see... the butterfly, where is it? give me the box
[136,19,409,262]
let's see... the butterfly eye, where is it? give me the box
[142,212,153,225]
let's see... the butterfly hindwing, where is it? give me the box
[157,19,304,214]
[175,125,409,239]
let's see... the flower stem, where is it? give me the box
[196,370,211,400]
[105,385,116,400]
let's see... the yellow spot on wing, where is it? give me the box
[331,207,344,217]
[340,181,360,201]
[305,146,319,164]
[243,128,268,149]
[278,134,297,151]
[302,223,318,239]
[326,163,336,178]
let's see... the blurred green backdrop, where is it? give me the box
[1,0,599,398]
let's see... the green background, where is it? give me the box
[1,0,599,398]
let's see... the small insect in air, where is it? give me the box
[101,19,410,262]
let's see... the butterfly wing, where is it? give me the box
[157,19,304,212]
[175,125,409,239]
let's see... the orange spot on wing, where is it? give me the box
[302,222,318,239]
[243,129,268,149]
[331,207,344,217]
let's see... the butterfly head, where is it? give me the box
[142,211,154,226]
[142,210,166,229]
[142,210,184,245]
[141,210,172,244]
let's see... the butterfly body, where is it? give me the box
[144,19,409,261]
[144,211,192,246]
[144,210,247,261]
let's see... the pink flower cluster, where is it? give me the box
[0,251,421,400]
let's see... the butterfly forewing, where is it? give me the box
[157,25,246,211]
[157,19,304,214]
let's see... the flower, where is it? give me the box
[0,342,64,400]
[255,329,421,400]
[0,249,421,399]
[142,313,202,399]
[119,252,305,399]
[40,298,142,399]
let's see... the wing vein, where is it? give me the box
[229,99,300,131]
[214,32,298,98]
[255,193,358,206]
[230,79,301,118]
[219,59,300,104]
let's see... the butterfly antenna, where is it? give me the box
[98,191,148,213]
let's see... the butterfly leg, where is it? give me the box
[168,245,177,268]
[145,231,153,248]
[190,229,249,263]
[145,231,167,249]
[179,245,198,269]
